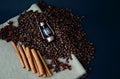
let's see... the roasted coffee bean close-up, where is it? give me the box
[0,1,95,73]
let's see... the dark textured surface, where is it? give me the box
[0,0,119,79]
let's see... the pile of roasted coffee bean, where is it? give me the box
[0,1,94,74]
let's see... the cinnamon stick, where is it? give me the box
[37,50,52,77]
[21,45,26,52]
[17,44,30,71]
[11,41,25,68]
[31,49,44,76]
[33,56,41,77]
[26,47,36,73]
[22,44,31,71]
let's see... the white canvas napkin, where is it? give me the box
[0,4,86,79]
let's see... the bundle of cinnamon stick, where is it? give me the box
[11,41,52,77]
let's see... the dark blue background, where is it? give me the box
[0,0,119,79]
